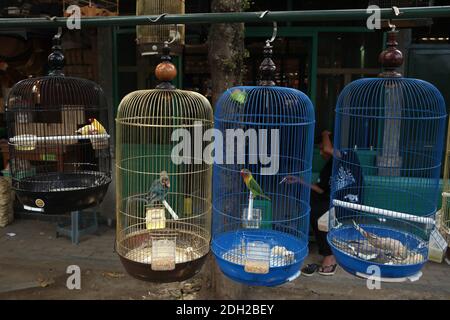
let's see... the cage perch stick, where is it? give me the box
[332,199,435,225]
[247,191,254,221]
[163,199,179,220]
[10,133,110,143]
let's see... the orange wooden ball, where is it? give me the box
[155,62,177,81]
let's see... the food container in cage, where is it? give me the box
[146,206,166,230]
[151,237,176,271]
[244,240,270,274]
[12,134,37,151]
[428,229,448,263]
[242,208,262,229]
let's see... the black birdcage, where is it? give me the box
[5,32,111,214]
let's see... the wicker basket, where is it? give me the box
[0,177,14,228]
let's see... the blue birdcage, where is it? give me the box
[328,30,447,280]
[211,40,315,286]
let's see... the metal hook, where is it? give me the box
[259,11,277,45]
[388,6,401,31]
[259,10,269,19]
[55,27,63,40]
[148,13,167,23]
[267,21,277,44]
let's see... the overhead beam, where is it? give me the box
[0,6,449,28]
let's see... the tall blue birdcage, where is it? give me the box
[328,30,447,280]
[211,39,315,286]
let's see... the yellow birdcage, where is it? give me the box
[115,42,212,282]
[440,118,450,247]
[136,0,185,55]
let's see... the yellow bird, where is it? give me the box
[88,118,107,134]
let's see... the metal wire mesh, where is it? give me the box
[367,0,431,7]
[6,71,111,213]
[440,117,450,244]
[211,86,315,284]
[136,0,185,51]
[329,77,447,276]
[115,89,213,273]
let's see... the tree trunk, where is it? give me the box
[207,0,246,106]
[206,0,247,299]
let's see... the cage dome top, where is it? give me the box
[336,30,447,119]
[335,78,447,118]
[6,32,106,111]
[214,86,315,126]
[214,41,315,126]
[116,42,212,123]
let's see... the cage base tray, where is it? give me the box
[328,224,428,279]
[119,254,208,283]
[212,229,307,287]
[15,172,111,214]
[117,229,210,282]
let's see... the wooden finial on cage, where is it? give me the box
[155,42,177,89]
[258,41,276,86]
[48,28,65,76]
[379,30,403,78]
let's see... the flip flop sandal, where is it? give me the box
[318,264,338,276]
[301,263,319,277]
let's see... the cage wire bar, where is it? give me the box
[439,117,450,245]
[0,6,450,28]
[6,31,111,214]
[211,35,315,286]
[136,0,185,55]
[327,30,447,280]
[115,42,213,282]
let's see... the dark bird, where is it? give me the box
[145,171,170,204]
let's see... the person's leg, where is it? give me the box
[309,191,337,275]
[309,191,332,257]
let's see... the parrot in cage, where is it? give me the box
[230,89,247,105]
[240,169,270,200]
[88,118,107,134]
[352,220,409,260]
[145,171,171,205]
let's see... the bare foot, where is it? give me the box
[319,255,338,275]
[322,255,336,268]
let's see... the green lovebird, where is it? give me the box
[230,89,247,104]
[240,169,270,200]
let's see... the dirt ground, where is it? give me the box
[0,219,449,300]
